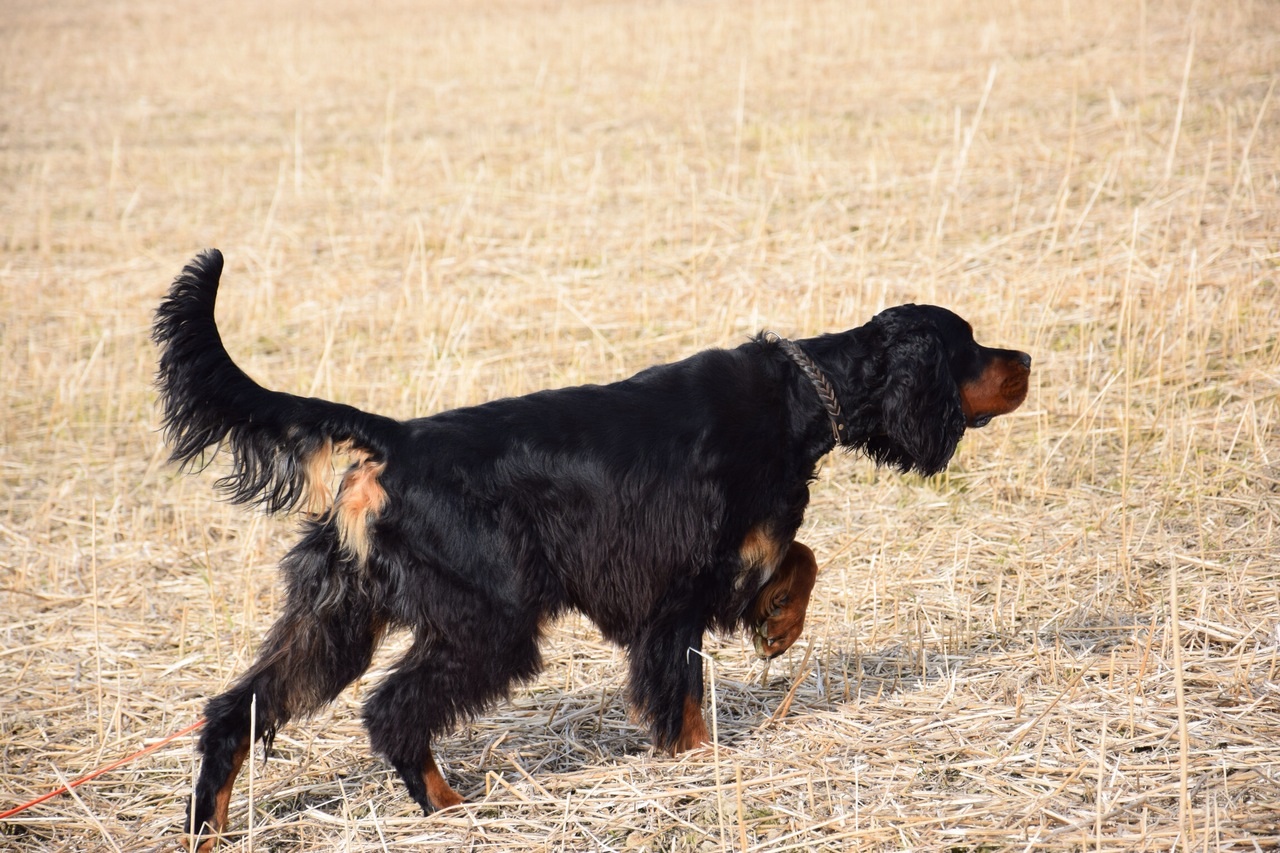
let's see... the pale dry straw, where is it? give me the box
[2,0,1278,850]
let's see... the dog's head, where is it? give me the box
[859,304,1031,476]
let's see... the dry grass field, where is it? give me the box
[3,0,1279,849]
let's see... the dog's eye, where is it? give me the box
[973,415,992,428]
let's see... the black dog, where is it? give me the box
[154,249,1030,847]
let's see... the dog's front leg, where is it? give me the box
[627,605,711,754]
[749,541,818,659]
[673,693,711,753]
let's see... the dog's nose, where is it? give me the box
[1016,352,1032,369]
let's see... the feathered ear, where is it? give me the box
[870,334,966,475]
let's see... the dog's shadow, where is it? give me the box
[415,630,983,784]
[251,610,1146,822]
[483,606,1149,777]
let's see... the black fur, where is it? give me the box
[153,249,398,513]
[155,249,1029,845]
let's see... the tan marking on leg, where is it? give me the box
[751,541,819,659]
[736,524,786,591]
[672,694,711,754]
[193,736,250,851]
[424,748,464,810]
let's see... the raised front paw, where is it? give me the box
[753,596,807,659]
[749,541,818,659]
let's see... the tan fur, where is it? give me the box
[673,694,711,753]
[196,736,250,851]
[749,541,819,659]
[736,524,786,590]
[959,359,1030,423]
[334,458,388,563]
[422,750,464,810]
[302,439,335,516]
[297,440,388,563]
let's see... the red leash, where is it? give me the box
[0,718,206,820]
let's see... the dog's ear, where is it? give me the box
[876,332,966,475]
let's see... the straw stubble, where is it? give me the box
[2,0,1278,849]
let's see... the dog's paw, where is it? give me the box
[752,596,806,659]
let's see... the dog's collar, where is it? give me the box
[763,332,847,445]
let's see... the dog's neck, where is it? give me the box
[763,332,848,446]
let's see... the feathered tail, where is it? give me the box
[153,249,399,526]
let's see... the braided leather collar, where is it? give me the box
[763,332,847,445]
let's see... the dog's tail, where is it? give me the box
[153,249,400,525]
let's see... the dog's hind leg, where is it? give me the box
[363,611,544,815]
[187,544,385,850]
[388,744,465,814]
[362,641,470,813]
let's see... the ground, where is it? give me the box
[2,0,1278,849]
